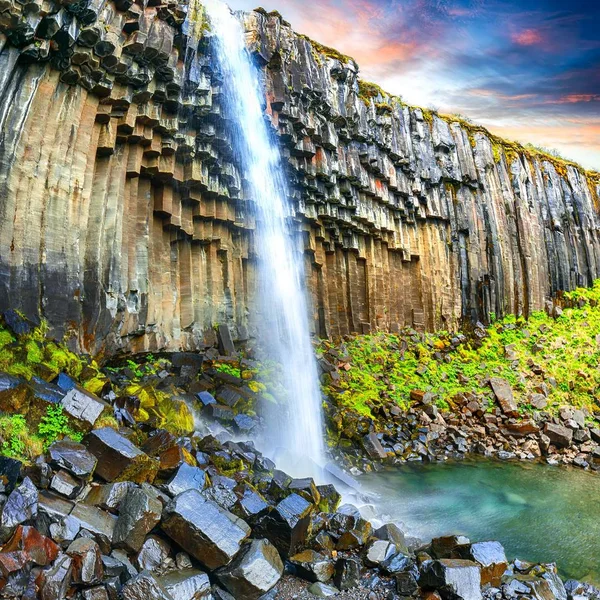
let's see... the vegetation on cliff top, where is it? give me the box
[321,280,600,423]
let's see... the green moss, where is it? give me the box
[38,405,83,449]
[297,34,355,65]
[322,280,600,426]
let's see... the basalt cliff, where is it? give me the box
[1,0,599,354]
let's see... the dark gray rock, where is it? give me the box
[431,535,471,559]
[419,559,482,600]
[48,439,97,479]
[0,456,22,494]
[254,492,312,557]
[232,485,270,524]
[161,489,250,570]
[333,557,361,591]
[135,535,171,572]
[463,541,507,586]
[307,582,339,597]
[113,487,163,552]
[197,391,217,408]
[215,538,283,599]
[164,463,207,497]
[82,587,110,600]
[362,433,388,459]
[122,570,174,600]
[364,539,397,567]
[217,325,236,355]
[60,385,108,427]
[158,568,211,600]
[289,549,334,583]
[50,470,82,499]
[315,484,341,513]
[84,428,157,483]
[84,482,133,512]
[69,503,117,553]
[489,378,518,417]
[374,522,409,554]
[0,476,38,541]
[40,553,72,600]
[67,537,104,584]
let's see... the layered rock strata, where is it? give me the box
[0,0,599,353]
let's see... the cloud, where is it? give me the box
[512,28,543,46]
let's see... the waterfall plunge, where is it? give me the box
[203,0,325,475]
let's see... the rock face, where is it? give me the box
[0,2,599,353]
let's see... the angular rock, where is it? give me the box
[489,378,518,417]
[48,439,98,479]
[365,539,397,567]
[431,536,470,559]
[0,477,38,541]
[255,493,312,557]
[135,535,171,572]
[67,537,104,584]
[232,485,270,524]
[50,470,82,499]
[288,477,320,505]
[419,559,482,600]
[307,582,339,597]
[374,523,409,554]
[161,489,250,570]
[158,568,211,600]
[289,549,334,583]
[0,456,22,494]
[82,587,110,600]
[197,391,217,408]
[84,482,133,512]
[84,428,158,483]
[216,538,283,599]
[2,524,59,566]
[316,484,341,513]
[113,487,163,552]
[69,503,117,553]
[164,463,207,497]
[463,541,507,586]
[60,385,108,427]
[40,553,73,600]
[362,433,388,460]
[333,557,361,591]
[122,570,173,600]
[544,423,573,448]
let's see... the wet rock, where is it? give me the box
[396,570,419,595]
[161,489,250,569]
[84,482,133,512]
[84,428,158,483]
[463,541,507,585]
[215,386,243,408]
[431,536,470,559]
[216,538,283,599]
[158,568,211,600]
[0,456,22,494]
[489,378,518,417]
[233,413,257,433]
[82,587,110,600]
[113,487,163,552]
[164,463,207,497]
[289,549,335,582]
[362,433,388,460]
[197,391,217,408]
[60,385,108,427]
[48,439,97,480]
[255,493,313,557]
[135,535,171,572]
[333,557,361,590]
[307,582,339,597]
[544,423,573,448]
[365,539,397,567]
[374,523,409,554]
[39,553,73,600]
[232,485,270,524]
[69,503,117,553]
[316,484,341,513]
[419,559,482,600]
[382,552,413,575]
[2,524,59,565]
[158,445,195,473]
[122,570,173,600]
[217,325,236,356]
[0,477,38,542]
[67,537,104,584]
[50,470,82,498]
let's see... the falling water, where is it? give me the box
[203,0,325,474]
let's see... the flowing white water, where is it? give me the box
[204,0,325,474]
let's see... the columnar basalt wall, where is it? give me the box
[0,1,599,354]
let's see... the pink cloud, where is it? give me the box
[512,28,543,46]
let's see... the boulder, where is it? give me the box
[254,493,312,557]
[82,587,110,600]
[135,535,171,572]
[50,470,82,498]
[161,489,250,569]
[48,440,97,480]
[0,477,38,542]
[84,428,158,483]
[362,433,388,459]
[431,535,470,559]
[364,539,397,567]
[113,487,163,552]
[39,553,73,600]
[374,522,409,554]
[463,541,507,585]
[333,557,361,590]
[289,549,334,582]
[122,570,173,600]
[60,386,108,428]
[316,484,341,513]
[2,524,59,566]
[0,456,22,494]
[307,582,339,597]
[84,482,134,512]
[158,568,211,600]
[419,559,482,600]
[288,477,320,505]
[216,538,283,599]
[544,423,573,448]
[164,463,207,497]
[489,378,518,417]
[67,537,104,585]
[69,503,117,553]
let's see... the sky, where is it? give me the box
[227,0,600,171]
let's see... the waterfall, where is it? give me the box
[203,0,325,474]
